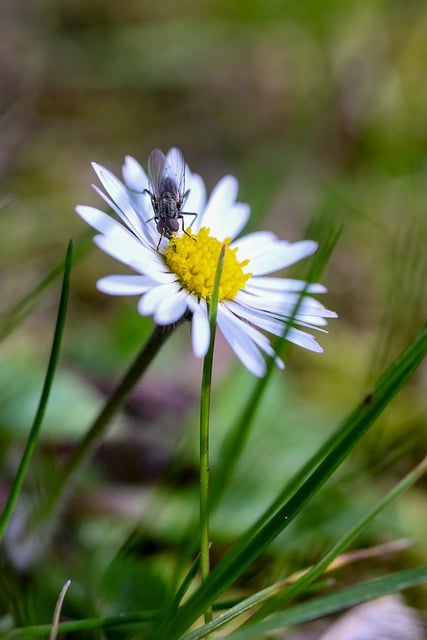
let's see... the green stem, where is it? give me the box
[25,320,179,534]
[0,242,73,542]
[199,346,213,624]
[199,246,225,629]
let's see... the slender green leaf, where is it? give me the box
[181,455,427,639]
[0,241,73,542]
[7,612,155,639]
[153,322,427,639]
[251,456,427,621]
[225,565,427,639]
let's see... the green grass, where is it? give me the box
[1,1,427,637]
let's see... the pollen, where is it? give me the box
[164,227,252,301]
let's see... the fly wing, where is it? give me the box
[164,147,186,197]
[147,149,166,196]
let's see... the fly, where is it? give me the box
[145,148,197,250]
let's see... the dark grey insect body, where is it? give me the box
[151,176,183,238]
[145,148,197,249]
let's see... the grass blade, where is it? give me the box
[154,322,427,639]
[225,566,427,639]
[180,456,427,639]
[0,241,73,542]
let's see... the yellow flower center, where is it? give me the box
[164,227,251,301]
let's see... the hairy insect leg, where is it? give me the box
[185,211,198,226]
[179,212,198,242]
[156,233,164,251]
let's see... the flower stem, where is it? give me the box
[25,321,179,535]
[199,246,225,630]
[199,355,213,624]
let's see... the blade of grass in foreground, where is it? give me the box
[225,565,427,640]
[249,457,427,622]
[153,322,427,640]
[6,612,155,639]
[7,457,426,639]
[180,455,427,639]
[0,241,73,542]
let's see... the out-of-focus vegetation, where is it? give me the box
[0,0,426,636]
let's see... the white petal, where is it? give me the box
[137,283,179,316]
[91,162,146,238]
[122,156,149,192]
[247,240,318,276]
[214,202,250,241]
[235,303,322,355]
[232,231,282,261]
[91,181,154,248]
[235,316,284,368]
[293,316,329,328]
[91,183,143,237]
[220,304,284,367]
[216,307,267,377]
[93,234,174,283]
[285,327,324,352]
[76,205,136,243]
[121,156,153,231]
[201,176,239,238]
[236,289,306,314]
[225,300,287,336]
[97,275,155,295]
[184,173,207,232]
[248,276,327,294]
[225,299,328,346]
[189,299,211,357]
[235,289,334,319]
[154,289,188,324]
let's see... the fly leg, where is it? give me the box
[179,211,198,240]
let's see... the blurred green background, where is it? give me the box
[1,0,427,631]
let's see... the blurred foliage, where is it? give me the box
[1,0,427,635]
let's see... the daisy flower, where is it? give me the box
[76,148,336,377]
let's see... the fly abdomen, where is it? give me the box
[158,192,181,219]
